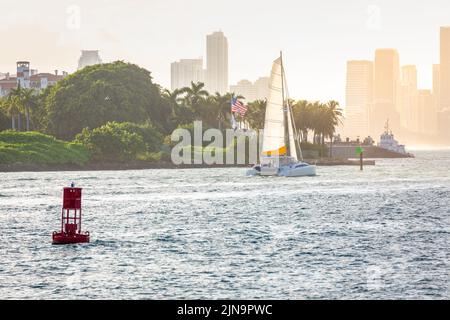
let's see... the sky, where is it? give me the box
[0,0,449,104]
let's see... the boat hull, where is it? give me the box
[247,163,316,177]
[279,164,316,177]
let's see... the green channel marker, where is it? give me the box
[355,146,364,155]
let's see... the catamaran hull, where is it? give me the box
[279,165,316,177]
[246,164,316,177]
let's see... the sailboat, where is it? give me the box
[247,53,316,177]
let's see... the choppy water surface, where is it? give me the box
[1,150,449,299]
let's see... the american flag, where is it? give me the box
[231,97,247,116]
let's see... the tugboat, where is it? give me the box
[52,183,90,244]
[377,120,410,156]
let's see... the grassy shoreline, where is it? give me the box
[0,131,375,173]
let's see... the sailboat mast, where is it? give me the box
[280,51,290,158]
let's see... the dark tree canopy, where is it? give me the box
[44,61,170,140]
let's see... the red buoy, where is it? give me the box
[52,184,90,244]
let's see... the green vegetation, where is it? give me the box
[43,61,171,140]
[0,105,9,131]
[74,121,165,162]
[0,61,343,166]
[0,131,89,165]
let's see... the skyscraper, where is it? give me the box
[438,27,450,139]
[400,65,418,131]
[433,64,440,111]
[344,60,373,139]
[78,50,102,70]
[440,27,450,111]
[372,49,401,136]
[417,90,436,135]
[206,31,228,94]
[171,58,205,91]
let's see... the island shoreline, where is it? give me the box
[0,159,376,173]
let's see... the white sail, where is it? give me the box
[246,53,316,177]
[262,57,285,156]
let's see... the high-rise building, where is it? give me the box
[78,50,102,70]
[344,60,373,139]
[438,27,450,139]
[230,77,270,102]
[440,27,450,111]
[206,31,228,94]
[433,64,440,111]
[417,90,436,135]
[400,65,418,131]
[372,49,401,136]
[230,79,256,102]
[254,77,270,101]
[171,58,205,91]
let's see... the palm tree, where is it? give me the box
[162,88,182,106]
[210,92,234,130]
[4,95,22,130]
[324,100,343,157]
[20,88,37,131]
[292,100,311,142]
[180,82,209,118]
[246,99,266,130]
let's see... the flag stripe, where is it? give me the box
[231,98,248,116]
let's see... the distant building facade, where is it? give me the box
[344,60,373,139]
[78,50,102,70]
[0,73,18,97]
[0,62,67,97]
[230,77,270,102]
[400,65,419,132]
[433,64,440,112]
[439,27,450,138]
[372,49,401,137]
[254,77,270,100]
[170,58,205,91]
[206,31,228,94]
[30,72,66,91]
[230,79,255,101]
[16,61,31,88]
[417,89,436,135]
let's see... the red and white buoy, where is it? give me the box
[52,183,90,244]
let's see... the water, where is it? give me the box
[1,150,449,299]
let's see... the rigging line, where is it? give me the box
[282,61,304,161]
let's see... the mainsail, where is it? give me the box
[262,57,286,156]
[262,55,298,160]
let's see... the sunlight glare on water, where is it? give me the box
[0,150,449,299]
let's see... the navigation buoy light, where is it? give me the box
[52,184,90,244]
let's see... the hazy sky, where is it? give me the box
[1,0,449,103]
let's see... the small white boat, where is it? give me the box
[247,53,316,177]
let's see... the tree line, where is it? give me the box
[0,61,343,155]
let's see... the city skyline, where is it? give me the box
[1,0,450,103]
